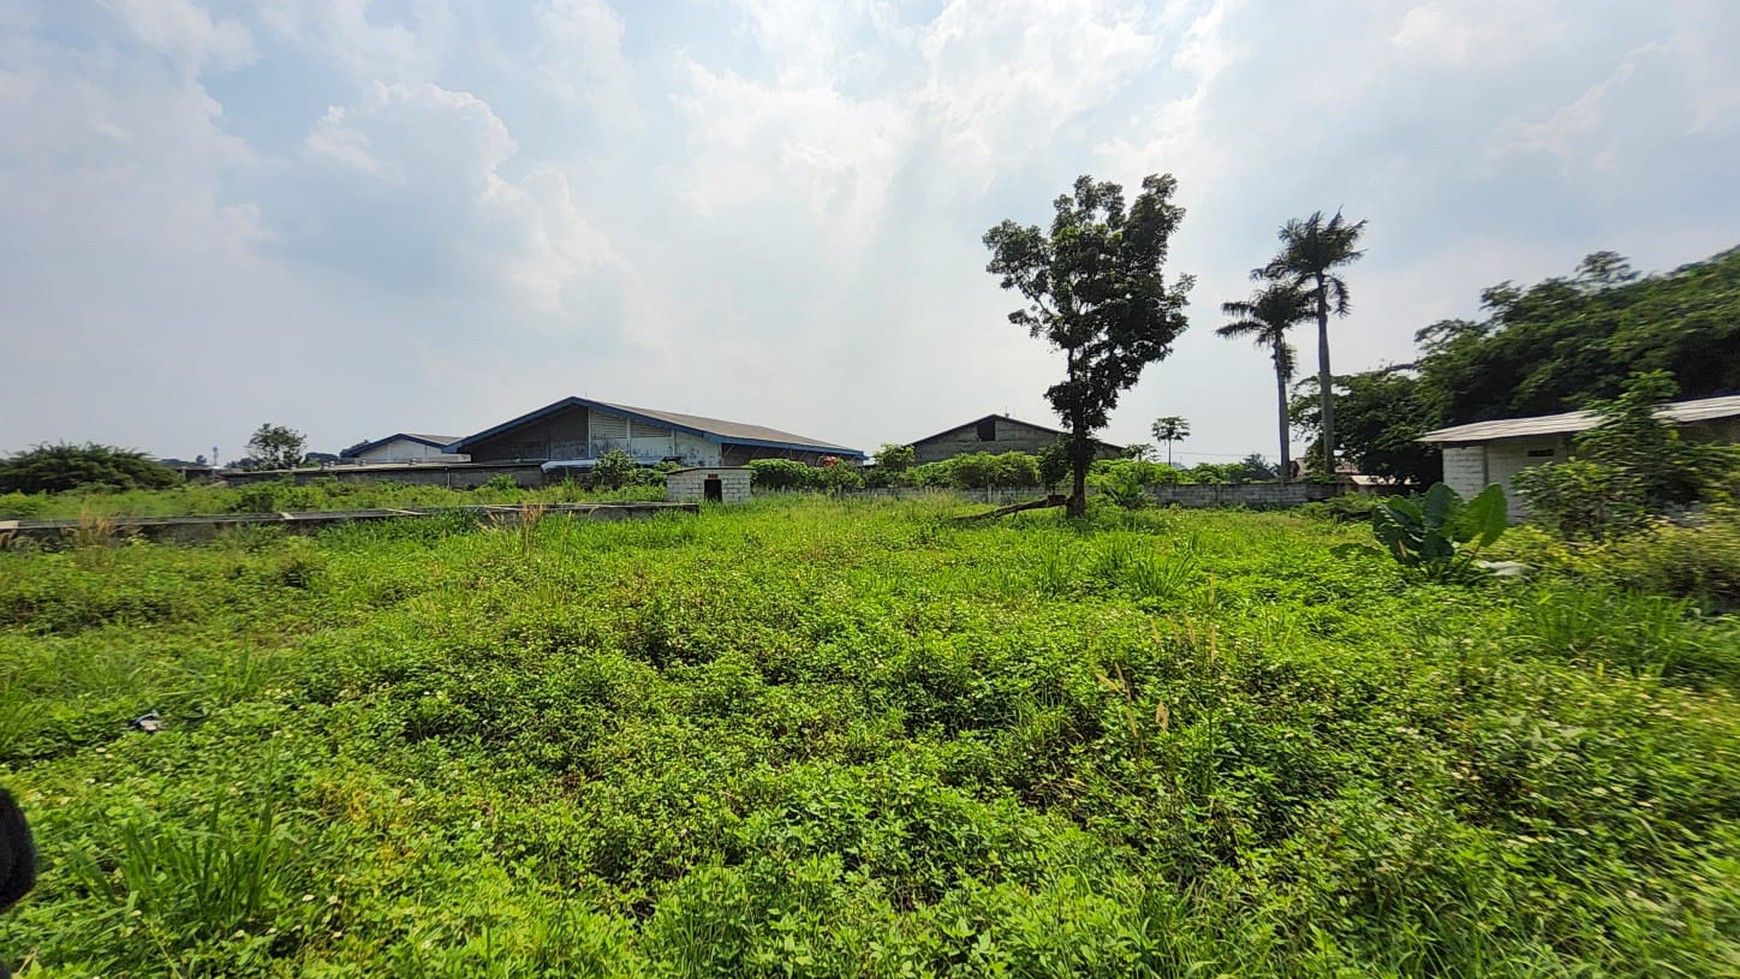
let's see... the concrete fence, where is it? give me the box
[844,483,1344,508]
[1149,482,1341,508]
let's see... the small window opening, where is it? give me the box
[1527,448,1555,458]
[703,475,723,502]
[976,418,997,441]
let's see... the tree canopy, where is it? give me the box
[0,443,181,494]
[1415,247,1740,424]
[246,424,309,471]
[1322,245,1740,482]
[984,174,1192,515]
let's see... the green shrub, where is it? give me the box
[0,442,181,494]
[1583,511,1740,613]
[817,457,865,494]
[1340,482,1507,582]
[745,458,820,490]
[0,492,47,519]
[1299,494,1379,523]
[590,450,638,490]
[479,473,521,492]
[1518,372,1740,540]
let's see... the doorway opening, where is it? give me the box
[703,476,723,503]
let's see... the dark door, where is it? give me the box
[703,476,723,502]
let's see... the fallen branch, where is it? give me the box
[953,495,1068,521]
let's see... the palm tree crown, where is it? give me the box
[1219,278,1313,481]
[1218,280,1312,379]
[1263,209,1367,472]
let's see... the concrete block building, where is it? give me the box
[666,467,752,504]
[1419,394,1740,519]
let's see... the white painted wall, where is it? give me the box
[1441,446,1487,501]
[352,439,465,464]
[671,431,722,466]
[1441,438,1568,520]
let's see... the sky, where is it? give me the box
[2,0,1738,465]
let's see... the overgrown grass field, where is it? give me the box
[2,497,1738,977]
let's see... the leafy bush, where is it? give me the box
[872,443,915,473]
[1298,494,1379,523]
[817,456,865,494]
[1518,371,1740,539]
[0,443,181,494]
[1512,459,1616,540]
[1565,510,1740,613]
[745,458,820,490]
[1037,439,1070,489]
[0,492,48,519]
[1342,482,1507,582]
[590,450,639,490]
[479,473,521,492]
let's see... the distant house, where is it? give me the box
[1419,394,1740,517]
[340,434,465,465]
[907,414,1122,465]
[445,397,863,469]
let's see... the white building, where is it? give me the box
[665,467,752,504]
[339,433,466,465]
[1419,394,1740,519]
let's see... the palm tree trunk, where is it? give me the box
[1275,359,1291,484]
[1315,273,1334,476]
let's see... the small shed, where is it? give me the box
[666,466,752,504]
[1419,393,1740,519]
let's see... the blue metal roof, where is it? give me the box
[446,397,865,459]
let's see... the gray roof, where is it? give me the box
[447,396,865,458]
[1419,394,1740,444]
[909,413,1123,451]
[594,400,853,452]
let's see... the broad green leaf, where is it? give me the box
[1423,483,1457,532]
[1461,484,1509,546]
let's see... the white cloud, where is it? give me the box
[259,0,436,80]
[533,0,633,117]
[109,0,257,70]
[917,0,1164,178]
[1095,0,1233,201]
[273,80,627,319]
[1388,1,1565,67]
[1488,40,1674,168]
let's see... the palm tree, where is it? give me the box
[1151,416,1189,467]
[1264,210,1367,473]
[1219,277,1313,482]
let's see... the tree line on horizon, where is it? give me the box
[983,170,1740,510]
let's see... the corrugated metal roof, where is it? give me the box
[1419,394,1740,444]
[593,400,858,453]
[448,397,865,458]
[401,433,460,446]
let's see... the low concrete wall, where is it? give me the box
[1150,482,1341,508]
